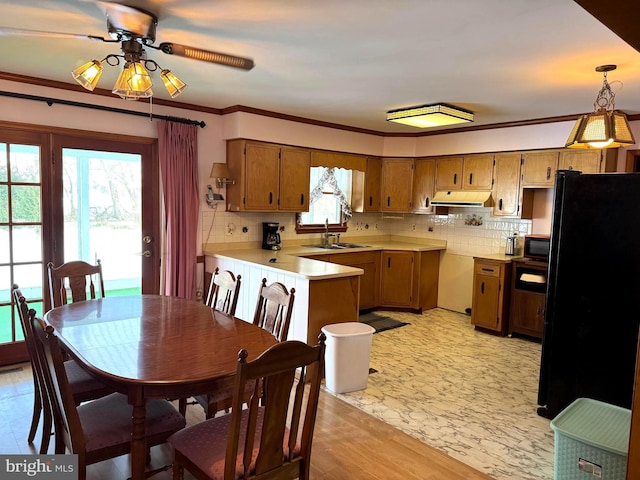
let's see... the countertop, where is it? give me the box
[203,237,446,280]
[472,253,524,263]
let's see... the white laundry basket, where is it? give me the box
[321,322,375,394]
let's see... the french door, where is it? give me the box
[1,126,159,366]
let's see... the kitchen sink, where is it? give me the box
[303,243,370,249]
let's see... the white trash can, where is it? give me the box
[321,322,375,394]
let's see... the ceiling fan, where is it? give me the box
[0,3,254,99]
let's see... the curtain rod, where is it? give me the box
[0,90,206,128]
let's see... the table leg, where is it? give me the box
[130,397,147,480]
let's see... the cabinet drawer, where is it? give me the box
[474,263,500,277]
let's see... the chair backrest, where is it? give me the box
[226,336,325,480]
[205,267,241,316]
[48,260,105,308]
[29,310,84,457]
[12,285,48,399]
[252,279,295,342]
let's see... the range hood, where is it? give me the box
[430,190,492,207]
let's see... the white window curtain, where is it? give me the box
[309,167,352,220]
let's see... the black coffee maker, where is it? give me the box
[262,222,282,250]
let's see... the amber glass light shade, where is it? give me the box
[160,69,187,98]
[112,62,153,100]
[72,60,104,91]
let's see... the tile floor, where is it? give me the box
[327,308,555,480]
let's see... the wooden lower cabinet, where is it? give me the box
[471,258,511,335]
[508,258,546,339]
[380,251,414,307]
[329,251,380,310]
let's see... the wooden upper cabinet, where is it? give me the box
[558,150,602,174]
[492,153,521,217]
[225,139,310,212]
[436,155,493,191]
[462,154,494,190]
[279,146,311,211]
[435,156,463,190]
[364,156,382,212]
[243,141,280,210]
[412,157,436,214]
[521,151,559,187]
[380,158,414,212]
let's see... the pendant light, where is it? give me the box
[565,65,635,149]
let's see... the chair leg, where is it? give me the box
[178,398,187,417]
[28,378,42,444]
[39,404,53,454]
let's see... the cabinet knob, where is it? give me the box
[269,192,273,204]
[300,193,304,205]
[481,281,485,294]
[369,196,373,206]
[387,196,391,207]
[499,198,503,210]
[469,173,473,185]
[453,173,458,185]
[546,166,551,180]
[425,197,429,208]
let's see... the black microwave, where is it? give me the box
[524,235,551,262]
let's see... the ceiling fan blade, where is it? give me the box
[0,27,108,42]
[158,42,255,71]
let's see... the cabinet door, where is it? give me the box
[412,158,436,214]
[380,251,413,306]
[472,272,500,330]
[462,155,493,190]
[381,158,414,212]
[279,146,311,211]
[521,151,559,187]
[331,251,380,310]
[364,156,382,212]
[435,156,463,190]
[244,142,280,210]
[509,290,544,338]
[558,150,602,174]
[492,153,521,217]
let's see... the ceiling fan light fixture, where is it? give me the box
[386,103,474,128]
[71,59,104,91]
[160,69,187,98]
[566,65,636,149]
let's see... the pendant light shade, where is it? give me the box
[566,65,636,149]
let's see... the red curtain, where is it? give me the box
[158,121,199,299]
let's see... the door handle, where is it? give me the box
[369,196,373,206]
[481,281,485,294]
[469,173,473,185]
[546,167,551,180]
[453,173,457,185]
[387,196,391,207]
[138,250,152,258]
[300,193,304,205]
[142,235,153,244]
[269,192,273,204]
[425,197,429,208]
[499,198,503,210]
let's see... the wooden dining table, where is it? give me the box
[43,294,279,480]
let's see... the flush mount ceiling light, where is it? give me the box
[386,103,474,128]
[565,65,636,149]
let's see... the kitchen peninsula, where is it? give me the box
[204,237,446,344]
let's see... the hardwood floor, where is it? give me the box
[0,362,491,479]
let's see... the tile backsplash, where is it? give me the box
[202,207,532,256]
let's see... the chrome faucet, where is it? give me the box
[323,218,337,246]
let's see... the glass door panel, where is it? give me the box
[62,149,142,297]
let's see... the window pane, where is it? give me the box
[13,263,43,303]
[0,305,15,344]
[0,143,6,182]
[0,265,9,302]
[12,226,42,263]
[0,226,8,264]
[10,144,40,183]
[0,185,7,223]
[11,185,41,223]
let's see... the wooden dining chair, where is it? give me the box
[188,279,295,419]
[47,260,105,308]
[169,336,326,480]
[30,309,186,480]
[12,285,113,454]
[205,267,241,315]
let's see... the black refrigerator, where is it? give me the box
[537,169,640,419]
